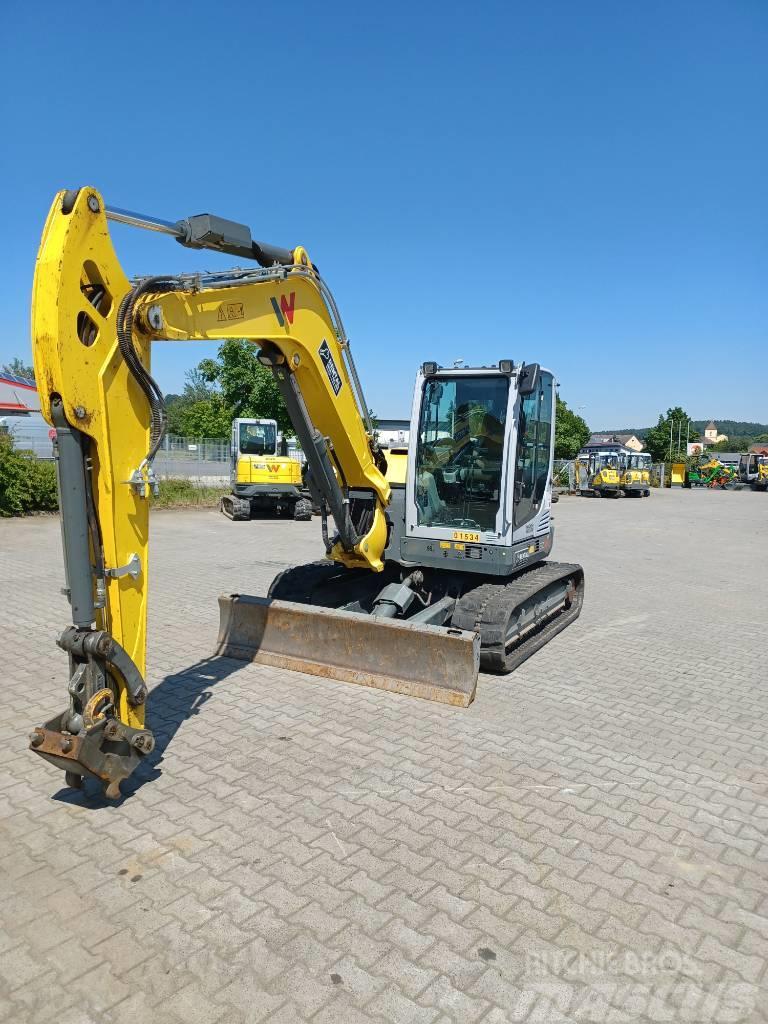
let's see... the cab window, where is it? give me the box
[414,376,509,531]
[239,422,276,456]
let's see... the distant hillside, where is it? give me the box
[598,427,650,437]
[690,420,768,436]
[599,420,768,438]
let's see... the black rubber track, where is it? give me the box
[293,498,314,522]
[450,561,584,674]
[268,560,355,603]
[221,495,251,521]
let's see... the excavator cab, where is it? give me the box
[237,418,278,457]
[405,364,551,544]
[739,453,768,491]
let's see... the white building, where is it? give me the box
[702,421,728,446]
[376,418,410,447]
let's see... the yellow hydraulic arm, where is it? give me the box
[29,187,391,795]
[135,269,391,564]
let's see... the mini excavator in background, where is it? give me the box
[28,188,584,798]
[222,417,313,521]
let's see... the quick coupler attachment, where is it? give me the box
[56,626,149,707]
[29,627,154,799]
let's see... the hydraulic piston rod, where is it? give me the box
[105,204,295,267]
[106,206,182,237]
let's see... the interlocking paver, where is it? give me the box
[2,489,767,1022]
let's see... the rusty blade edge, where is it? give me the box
[216,643,476,707]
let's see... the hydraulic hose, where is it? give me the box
[116,277,180,462]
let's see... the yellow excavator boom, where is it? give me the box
[28,187,418,796]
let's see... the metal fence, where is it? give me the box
[153,435,305,479]
[1,415,55,459]
[552,459,573,489]
[160,435,231,460]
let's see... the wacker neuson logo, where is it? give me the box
[318,339,343,395]
[270,292,296,326]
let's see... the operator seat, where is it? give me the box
[476,412,503,459]
[416,448,447,524]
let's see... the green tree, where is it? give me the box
[181,366,216,403]
[164,393,185,435]
[173,394,233,438]
[0,434,58,515]
[165,365,221,434]
[554,396,590,459]
[710,435,753,453]
[199,339,292,434]
[644,406,693,462]
[2,356,35,380]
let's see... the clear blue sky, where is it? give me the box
[1,0,765,428]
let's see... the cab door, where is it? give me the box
[511,370,554,538]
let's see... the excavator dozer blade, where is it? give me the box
[216,595,479,707]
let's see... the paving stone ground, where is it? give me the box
[1,488,766,1024]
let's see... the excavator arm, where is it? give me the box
[27,187,397,796]
[130,268,390,569]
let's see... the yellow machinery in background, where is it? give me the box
[223,417,313,521]
[618,451,652,497]
[28,187,584,798]
[381,445,408,486]
[576,448,622,498]
[739,452,768,492]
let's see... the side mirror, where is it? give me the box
[517,362,540,396]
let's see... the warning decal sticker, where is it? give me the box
[217,302,244,323]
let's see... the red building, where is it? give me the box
[0,372,40,414]
[0,372,53,457]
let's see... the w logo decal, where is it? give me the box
[270,292,296,327]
